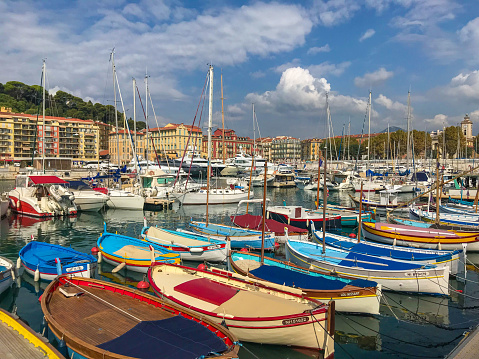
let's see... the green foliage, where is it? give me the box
[444,126,465,158]
[0,81,123,125]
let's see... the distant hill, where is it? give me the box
[380,126,404,133]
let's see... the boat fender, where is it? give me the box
[112,262,126,273]
[10,268,15,281]
[55,258,62,276]
[16,257,21,269]
[34,266,40,282]
[190,247,204,253]
[16,199,20,208]
[437,242,442,250]
[58,335,68,357]
[97,252,102,263]
[287,218,290,225]
[197,263,207,271]
[393,238,397,246]
[149,245,156,264]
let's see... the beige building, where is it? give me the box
[301,138,323,161]
[0,108,109,165]
[109,129,145,166]
[148,123,203,159]
[270,136,301,162]
[461,114,473,147]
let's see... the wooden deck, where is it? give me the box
[47,284,173,346]
[446,324,479,358]
[0,320,49,359]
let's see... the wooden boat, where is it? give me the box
[362,220,479,251]
[228,250,381,314]
[410,205,479,228]
[322,228,464,275]
[0,256,14,296]
[97,228,180,273]
[9,175,77,217]
[0,308,63,359]
[189,220,276,250]
[286,237,450,295]
[439,203,479,216]
[390,214,479,232]
[141,225,229,262]
[41,276,240,359]
[19,241,97,281]
[266,205,341,230]
[148,262,335,356]
[314,206,372,227]
[231,213,309,243]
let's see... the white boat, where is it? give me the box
[148,262,335,355]
[67,181,109,212]
[170,187,250,205]
[0,257,13,296]
[9,175,77,217]
[0,193,9,219]
[106,189,144,210]
[141,225,229,262]
[286,237,450,295]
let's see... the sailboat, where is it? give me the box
[105,50,144,210]
[169,66,249,205]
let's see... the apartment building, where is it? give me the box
[0,108,109,165]
[203,128,254,160]
[270,136,301,162]
[301,138,323,161]
[148,123,203,159]
[255,137,272,161]
[109,129,145,166]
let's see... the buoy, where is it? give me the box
[240,248,249,253]
[34,266,40,282]
[91,247,99,255]
[349,233,356,238]
[16,257,21,269]
[197,263,207,271]
[97,252,102,263]
[274,242,280,249]
[38,294,43,303]
[137,276,150,290]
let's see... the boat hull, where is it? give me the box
[106,191,144,210]
[268,211,341,230]
[172,189,249,205]
[286,239,450,295]
[0,257,13,296]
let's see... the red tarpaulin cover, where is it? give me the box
[29,176,68,185]
[231,214,308,235]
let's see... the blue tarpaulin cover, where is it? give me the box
[249,264,375,290]
[98,316,228,359]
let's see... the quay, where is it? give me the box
[446,324,479,358]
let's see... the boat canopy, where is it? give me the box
[231,213,308,234]
[29,176,68,185]
[97,316,228,359]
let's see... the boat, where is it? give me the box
[362,220,479,251]
[271,169,296,188]
[314,206,372,227]
[41,276,240,359]
[0,257,14,296]
[267,205,342,230]
[188,220,276,250]
[140,225,229,262]
[439,203,479,216]
[1,193,8,219]
[321,228,464,275]
[286,237,450,295]
[231,213,309,243]
[106,189,145,210]
[67,180,109,212]
[410,205,479,227]
[170,187,250,205]
[228,250,381,314]
[0,308,63,359]
[9,175,77,217]
[19,241,97,281]
[97,227,181,273]
[349,190,409,213]
[148,262,335,356]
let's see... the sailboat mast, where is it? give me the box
[111,51,121,168]
[406,90,411,170]
[367,91,371,170]
[348,117,351,160]
[322,145,327,255]
[133,78,138,173]
[42,59,46,174]
[221,72,226,164]
[206,65,214,226]
[145,72,149,170]
[387,123,390,163]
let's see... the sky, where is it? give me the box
[1,0,479,140]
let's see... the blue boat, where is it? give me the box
[318,230,463,275]
[19,241,97,281]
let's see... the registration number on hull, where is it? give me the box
[282,317,309,325]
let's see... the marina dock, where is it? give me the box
[446,324,479,358]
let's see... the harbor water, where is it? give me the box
[1,180,479,358]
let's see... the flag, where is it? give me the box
[319,159,323,167]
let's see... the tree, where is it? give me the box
[444,126,465,158]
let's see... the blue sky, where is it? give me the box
[1,0,479,140]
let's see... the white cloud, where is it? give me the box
[250,71,266,79]
[307,44,331,54]
[308,61,351,77]
[440,70,479,101]
[354,67,394,87]
[374,94,407,112]
[458,17,479,63]
[424,114,449,127]
[359,29,375,42]
[310,0,361,27]
[274,59,302,73]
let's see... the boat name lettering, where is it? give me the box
[66,266,84,272]
[282,317,309,325]
[340,291,360,297]
[207,245,221,250]
[404,271,429,277]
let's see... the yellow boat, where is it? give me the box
[0,308,63,358]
